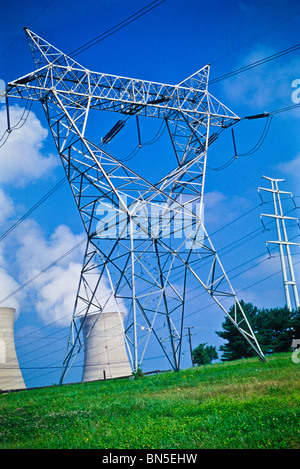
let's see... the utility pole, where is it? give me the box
[186,327,195,367]
[259,176,300,312]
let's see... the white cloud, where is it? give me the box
[0,104,58,185]
[34,262,83,326]
[0,188,14,227]
[15,221,84,278]
[203,190,249,230]
[0,267,22,313]
[234,237,300,310]
[0,184,126,327]
[0,80,5,103]
[276,154,300,180]
[13,220,85,326]
[0,103,124,327]
[222,47,300,111]
[13,219,126,326]
[0,189,84,323]
[203,190,226,208]
[0,190,23,314]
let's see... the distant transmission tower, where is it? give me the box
[259,176,300,311]
[1,29,265,384]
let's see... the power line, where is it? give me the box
[207,100,300,173]
[0,176,67,242]
[207,115,273,171]
[0,194,293,310]
[69,0,167,58]
[2,202,264,328]
[237,257,300,296]
[211,10,300,65]
[6,200,295,337]
[8,229,299,387]
[0,0,57,62]
[0,99,33,149]
[0,235,86,306]
[270,103,300,115]
[25,0,57,29]
[0,100,294,245]
[15,247,299,387]
[210,42,300,85]
[1,9,300,384]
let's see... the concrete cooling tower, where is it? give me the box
[80,311,132,382]
[0,307,26,391]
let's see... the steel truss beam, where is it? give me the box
[2,29,265,383]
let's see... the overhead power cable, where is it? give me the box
[207,114,273,171]
[1,195,297,317]
[211,10,300,65]
[6,205,299,388]
[0,235,86,306]
[270,103,300,115]
[69,0,167,58]
[0,99,33,149]
[0,0,165,67]
[0,0,57,62]
[210,42,300,84]
[12,244,299,388]
[207,98,300,173]
[0,176,67,242]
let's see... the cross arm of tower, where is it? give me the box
[3,29,240,128]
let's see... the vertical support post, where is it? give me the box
[259,176,300,312]
[130,215,138,372]
[187,326,195,367]
[275,181,300,309]
[136,115,142,148]
[271,179,292,311]
[231,128,238,158]
[5,96,11,133]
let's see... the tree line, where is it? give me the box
[192,301,300,365]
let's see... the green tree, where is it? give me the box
[292,309,300,340]
[215,300,299,361]
[215,301,259,361]
[192,343,218,366]
[256,306,295,354]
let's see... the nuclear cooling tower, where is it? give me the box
[81,311,132,382]
[0,307,26,391]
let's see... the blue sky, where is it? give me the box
[0,0,300,388]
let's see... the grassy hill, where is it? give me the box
[0,352,299,449]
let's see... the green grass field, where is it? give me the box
[0,352,299,449]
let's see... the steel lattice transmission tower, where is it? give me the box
[2,29,265,383]
[259,176,300,312]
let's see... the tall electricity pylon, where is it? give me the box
[259,176,300,311]
[2,29,265,383]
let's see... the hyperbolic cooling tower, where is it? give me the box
[0,307,26,391]
[81,311,132,382]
